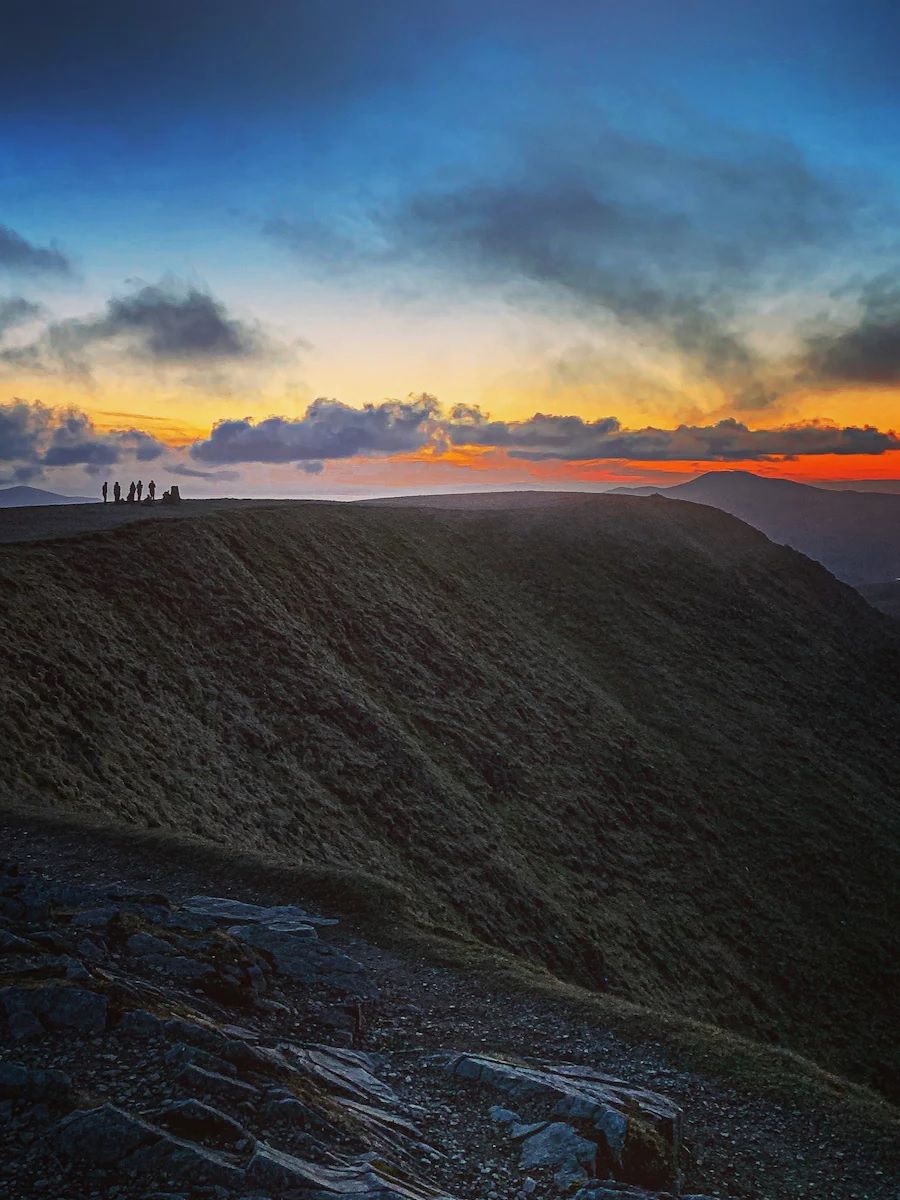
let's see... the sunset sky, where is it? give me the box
[2,0,899,497]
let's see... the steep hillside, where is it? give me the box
[1,497,898,1097]
[613,470,900,586]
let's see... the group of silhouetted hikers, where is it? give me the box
[101,480,181,505]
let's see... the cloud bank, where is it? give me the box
[0,399,165,475]
[191,395,441,464]
[2,397,898,491]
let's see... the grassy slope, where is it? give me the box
[1,496,898,1096]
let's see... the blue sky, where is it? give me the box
[1,1,899,495]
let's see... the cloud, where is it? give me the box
[271,120,852,410]
[803,276,900,384]
[0,297,43,336]
[0,225,71,277]
[0,398,165,469]
[53,280,263,366]
[3,279,266,378]
[191,395,440,464]
[0,399,49,461]
[167,463,240,481]
[446,408,900,462]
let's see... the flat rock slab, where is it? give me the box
[52,1103,244,1188]
[228,924,377,998]
[248,1143,456,1198]
[284,1044,402,1110]
[182,894,338,927]
[448,1053,681,1167]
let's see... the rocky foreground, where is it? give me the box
[0,826,896,1200]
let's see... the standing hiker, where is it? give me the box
[127,481,136,503]
[148,480,156,501]
[136,479,143,502]
[102,481,108,504]
[113,481,121,503]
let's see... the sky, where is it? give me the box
[1,0,900,498]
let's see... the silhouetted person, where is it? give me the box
[113,481,121,503]
[127,481,136,503]
[136,479,143,501]
[101,481,108,504]
[148,480,156,501]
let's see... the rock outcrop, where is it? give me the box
[0,860,720,1200]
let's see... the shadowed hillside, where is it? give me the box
[1,496,898,1097]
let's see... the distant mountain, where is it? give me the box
[0,485,97,507]
[613,470,900,587]
[814,478,900,494]
[859,580,900,620]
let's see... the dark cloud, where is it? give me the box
[0,225,71,277]
[0,399,165,469]
[45,280,264,370]
[0,297,43,336]
[167,463,240,481]
[270,122,852,410]
[381,131,846,403]
[191,395,440,464]
[0,398,48,461]
[804,276,900,384]
[446,408,900,462]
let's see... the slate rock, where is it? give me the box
[228,925,376,997]
[135,953,212,982]
[177,1063,261,1103]
[0,1060,72,1101]
[518,1121,596,1176]
[165,1042,239,1078]
[53,1102,245,1188]
[119,1008,165,1037]
[247,1144,453,1198]
[489,1105,521,1125]
[125,932,175,957]
[53,1103,152,1164]
[0,928,32,954]
[449,1054,680,1175]
[183,895,337,927]
[148,1098,249,1146]
[0,984,108,1035]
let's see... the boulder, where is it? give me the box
[228,925,376,997]
[0,984,108,1035]
[53,1103,153,1164]
[518,1121,597,1188]
[118,1008,165,1037]
[448,1054,681,1180]
[125,931,175,957]
[0,1060,72,1101]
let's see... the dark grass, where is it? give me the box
[1,496,898,1099]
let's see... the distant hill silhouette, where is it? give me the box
[0,484,97,507]
[611,470,900,589]
[1,496,898,1097]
